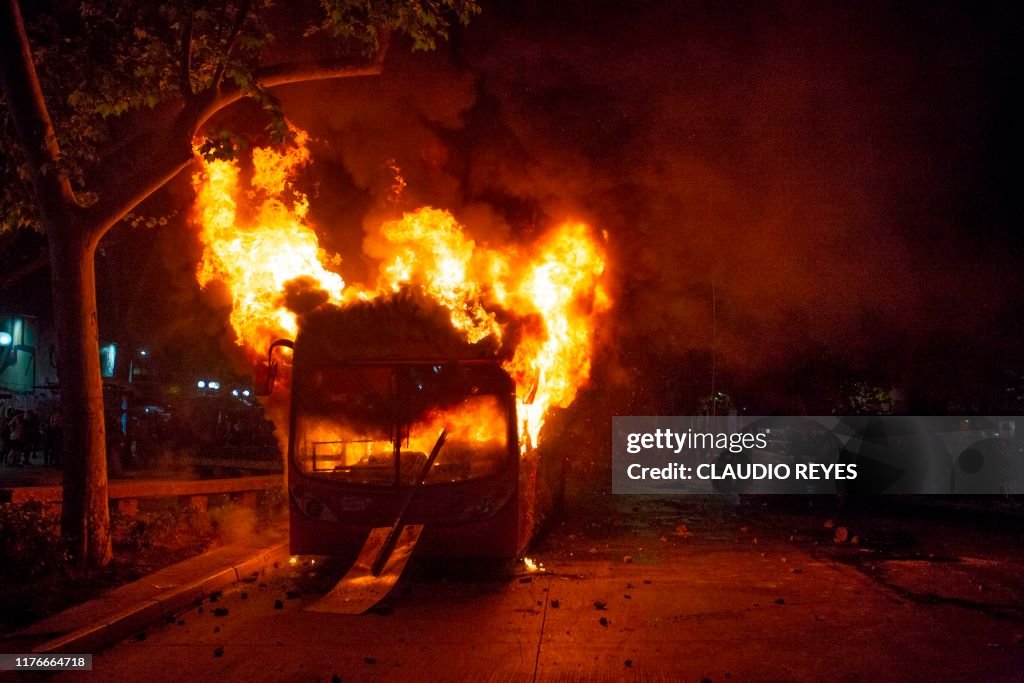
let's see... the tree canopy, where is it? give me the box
[0,0,480,231]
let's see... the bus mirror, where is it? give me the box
[256,338,295,396]
[254,360,277,396]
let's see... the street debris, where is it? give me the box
[213,607,229,617]
[594,600,608,610]
[274,599,284,609]
[214,646,224,658]
[599,616,608,627]
[834,527,850,543]
[625,659,633,667]
[550,599,560,608]
[623,555,633,563]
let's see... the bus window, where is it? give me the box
[292,364,513,485]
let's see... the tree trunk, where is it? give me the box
[49,225,112,568]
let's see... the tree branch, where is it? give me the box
[82,40,390,240]
[200,42,389,129]
[0,0,80,217]
[211,0,252,91]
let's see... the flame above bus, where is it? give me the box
[192,129,611,448]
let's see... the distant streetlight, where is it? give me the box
[197,380,206,389]
[0,332,11,346]
[208,381,221,390]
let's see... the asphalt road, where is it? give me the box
[51,482,1024,682]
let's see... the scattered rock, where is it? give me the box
[285,589,301,600]
[214,646,224,658]
[519,577,533,584]
[594,600,608,610]
[274,600,284,610]
[791,568,803,574]
[701,678,713,683]
[213,626,220,634]
[673,524,691,537]
[213,607,229,617]
[588,547,598,554]
[209,591,222,603]
[623,555,633,563]
[643,579,652,585]
[834,527,849,543]
[176,619,185,626]
[624,594,632,599]
[824,519,834,529]
[624,659,633,668]
[364,657,377,665]
[626,583,634,589]
[752,537,758,544]
[332,675,342,683]
[241,576,257,584]
[550,600,560,609]
[240,592,248,600]
[193,598,204,607]
[599,617,608,627]
[774,598,786,605]
[851,535,860,545]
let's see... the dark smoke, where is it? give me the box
[120,0,1022,416]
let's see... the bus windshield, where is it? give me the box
[291,363,513,485]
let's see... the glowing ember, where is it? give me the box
[523,556,545,573]
[191,128,611,450]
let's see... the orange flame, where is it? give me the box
[192,129,610,449]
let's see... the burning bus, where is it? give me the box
[265,294,565,558]
[191,129,612,560]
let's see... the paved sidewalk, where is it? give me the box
[0,526,288,655]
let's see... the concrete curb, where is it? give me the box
[32,540,290,655]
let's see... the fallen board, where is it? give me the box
[306,524,424,615]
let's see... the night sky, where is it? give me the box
[11,0,1021,414]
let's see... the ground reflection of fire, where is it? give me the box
[191,127,611,451]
